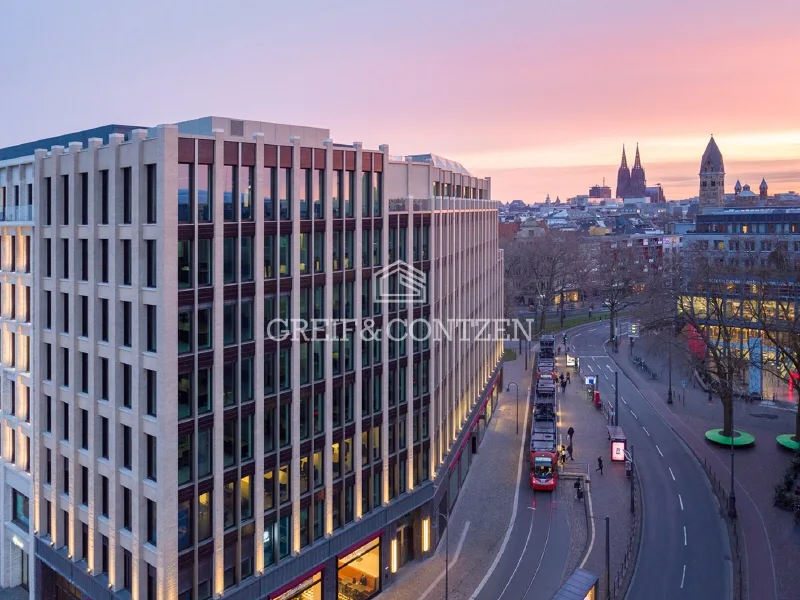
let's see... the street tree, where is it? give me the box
[589,240,647,349]
[745,238,800,445]
[648,242,754,437]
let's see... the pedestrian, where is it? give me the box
[567,426,574,442]
[561,380,567,394]
[559,372,565,384]
[596,456,604,474]
[560,445,567,465]
[566,372,571,385]
[567,443,574,460]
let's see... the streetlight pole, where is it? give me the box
[614,371,619,426]
[433,510,451,600]
[605,516,611,600]
[507,383,520,435]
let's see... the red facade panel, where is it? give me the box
[223,141,238,166]
[241,142,256,166]
[264,144,278,168]
[177,138,195,163]
[280,146,293,168]
[300,147,312,169]
[197,139,215,165]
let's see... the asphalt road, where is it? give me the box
[571,325,730,600]
[471,370,571,600]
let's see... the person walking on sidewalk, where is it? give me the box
[566,372,571,385]
[567,426,574,442]
[596,456,604,474]
[561,379,567,395]
[567,443,574,460]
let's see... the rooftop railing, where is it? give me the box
[0,204,34,222]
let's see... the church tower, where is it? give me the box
[759,178,768,200]
[629,143,647,197]
[616,145,631,198]
[699,136,725,208]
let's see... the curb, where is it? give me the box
[606,345,742,600]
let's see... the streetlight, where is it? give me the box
[667,333,673,404]
[507,382,520,435]
[432,510,451,600]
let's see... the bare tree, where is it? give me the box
[589,240,648,349]
[502,232,580,334]
[745,237,800,444]
[646,244,755,437]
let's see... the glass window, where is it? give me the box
[178,433,192,485]
[178,373,192,419]
[264,234,275,278]
[241,300,254,342]
[264,167,275,220]
[279,402,290,447]
[333,170,342,217]
[373,172,382,217]
[241,475,253,521]
[241,236,254,281]
[178,240,192,288]
[241,357,254,403]
[299,343,309,385]
[198,368,212,415]
[299,395,310,440]
[223,481,236,529]
[279,168,291,220]
[178,500,192,551]
[198,492,213,541]
[300,169,310,219]
[178,310,192,354]
[332,442,341,480]
[241,166,254,221]
[264,470,274,511]
[313,232,324,274]
[264,351,275,396]
[313,340,324,381]
[299,456,309,495]
[224,165,237,221]
[264,406,275,453]
[223,303,237,346]
[344,171,354,217]
[178,164,193,223]
[279,348,291,391]
[197,164,212,222]
[313,169,324,219]
[198,307,212,350]
[223,362,237,406]
[278,514,291,559]
[198,238,212,286]
[279,465,290,504]
[362,172,371,217]
[198,426,213,478]
[337,538,381,598]
[241,413,254,461]
[279,234,291,276]
[223,238,236,284]
[299,233,309,275]
[313,392,324,435]
[223,420,236,468]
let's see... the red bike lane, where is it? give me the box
[609,350,777,600]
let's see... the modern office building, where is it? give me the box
[0,154,35,594]
[6,116,504,600]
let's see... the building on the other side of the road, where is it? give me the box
[2,116,504,600]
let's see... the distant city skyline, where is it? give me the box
[1,0,798,203]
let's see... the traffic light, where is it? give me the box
[631,323,639,336]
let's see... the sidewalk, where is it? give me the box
[556,354,639,599]
[611,334,794,600]
[378,348,534,600]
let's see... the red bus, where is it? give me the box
[531,451,558,491]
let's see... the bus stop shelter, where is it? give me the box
[551,568,599,600]
[606,425,627,462]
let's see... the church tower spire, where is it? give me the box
[616,144,631,198]
[629,143,646,197]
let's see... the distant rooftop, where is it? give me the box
[0,124,146,162]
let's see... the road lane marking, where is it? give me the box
[656,445,663,457]
[606,364,613,372]
[621,397,627,405]
[643,427,650,436]
[494,510,537,600]
[679,494,684,510]
[604,374,609,380]
[580,481,597,571]
[588,328,596,332]
[467,381,532,600]
[681,565,686,588]
[684,526,687,546]
[631,411,638,419]
[588,364,594,372]
[419,521,471,600]
[669,467,676,481]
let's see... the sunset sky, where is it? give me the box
[2,0,798,201]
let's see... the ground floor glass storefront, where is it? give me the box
[272,571,323,600]
[337,537,381,600]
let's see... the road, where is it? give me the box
[572,324,730,600]
[468,364,571,600]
